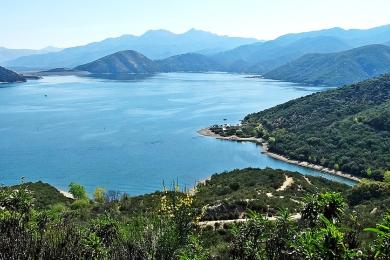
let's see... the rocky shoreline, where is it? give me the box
[197,128,361,183]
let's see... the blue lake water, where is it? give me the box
[0,73,355,194]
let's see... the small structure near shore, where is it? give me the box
[210,124,242,137]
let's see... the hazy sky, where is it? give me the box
[2,0,390,49]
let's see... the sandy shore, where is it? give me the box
[197,128,360,183]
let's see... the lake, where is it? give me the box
[0,73,355,194]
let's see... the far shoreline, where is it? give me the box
[197,128,361,184]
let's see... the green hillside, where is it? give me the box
[5,181,72,208]
[235,74,390,179]
[265,44,390,86]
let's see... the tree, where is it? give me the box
[292,216,356,259]
[93,187,106,204]
[384,170,390,183]
[230,211,271,259]
[365,212,390,258]
[301,192,345,226]
[68,182,87,200]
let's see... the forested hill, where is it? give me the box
[0,66,26,83]
[264,44,390,86]
[156,53,222,72]
[75,50,159,74]
[243,74,390,179]
[75,50,223,74]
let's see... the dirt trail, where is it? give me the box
[276,175,294,191]
[198,213,301,228]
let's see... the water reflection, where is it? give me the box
[85,73,156,82]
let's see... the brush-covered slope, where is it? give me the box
[157,53,222,72]
[6,181,72,209]
[0,66,26,83]
[265,44,390,85]
[75,50,159,74]
[242,74,390,179]
[195,167,349,220]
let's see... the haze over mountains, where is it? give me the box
[213,35,352,73]
[269,24,390,47]
[0,46,61,64]
[212,24,390,74]
[2,24,390,86]
[3,29,258,69]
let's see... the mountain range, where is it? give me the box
[265,44,390,86]
[73,50,222,74]
[72,44,390,84]
[3,29,258,70]
[3,24,390,85]
[0,46,61,64]
[212,24,390,73]
[270,24,390,47]
[212,36,352,73]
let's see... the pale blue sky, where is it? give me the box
[2,0,390,49]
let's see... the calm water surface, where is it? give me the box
[0,73,355,194]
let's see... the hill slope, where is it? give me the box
[0,66,26,83]
[213,24,390,74]
[76,51,225,74]
[75,50,159,74]
[7,181,72,208]
[213,36,352,73]
[5,29,257,69]
[1,168,389,258]
[195,168,349,220]
[265,44,390,86]
[240,74,390,179]
[157,53,222,72]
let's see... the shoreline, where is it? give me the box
[197,128,361,183]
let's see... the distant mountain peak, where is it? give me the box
[185,28,210,34]
[141,29,176,38]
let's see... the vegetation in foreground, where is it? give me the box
[1,168,389,259]
[212,74,390,181]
